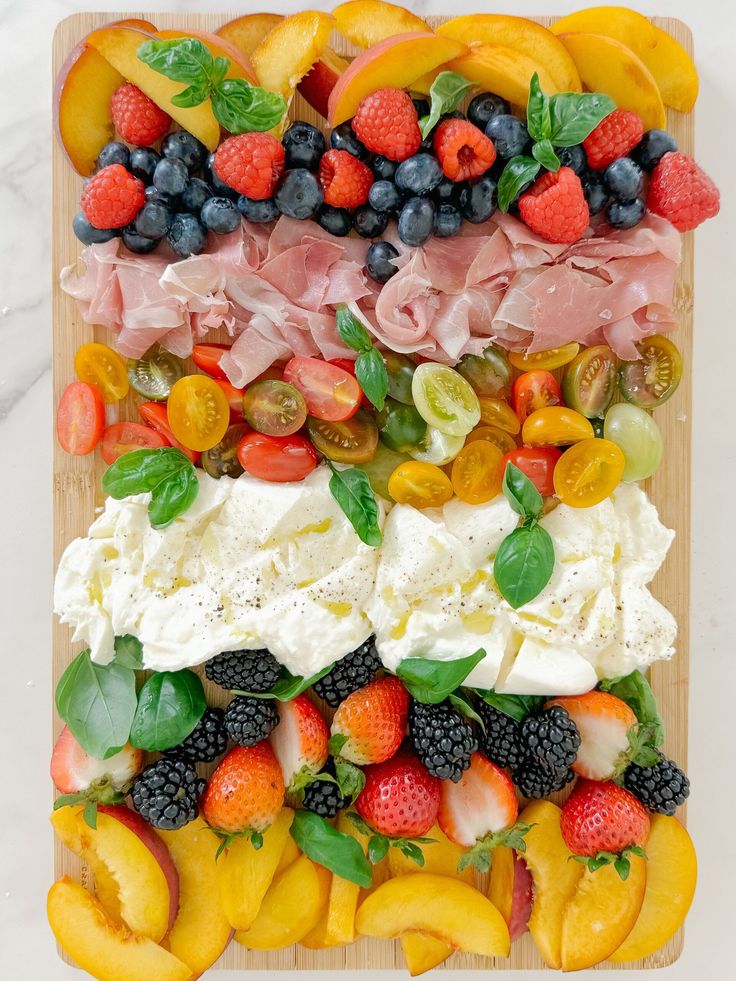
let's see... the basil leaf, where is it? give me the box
[355,349,389,411]
[210,56,229,89]
[475,690,545,723]
[290,811,373,887]
[448,691,487,732]
[548,91,616,147]
[171,80,211,109]
[112,635,143,670]
[599,670,664,746]
[328,465,383,547]
[137,38,214,84]
[271,665,331,700]
[102,447,193,497]
[130,670,206,751]
[503,462,543,520]
[148,463,199,529]
[498,156,540,212]
[211,79,287,134]
[532,139,560,172]
[494,523,554,608]
[396,650,486,704]
[526,72,551,142]
[420,71,475,138]
[336,305,372,353]
[55,650,137,760]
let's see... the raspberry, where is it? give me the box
[110,83,171,146]
[352,88,421,162]
[647,151,720,232]
[80,164,145,229]
[318,149,374,208]
[434,118,496,181]
[519,166,589,244]
[583,109,644,170]
[214,133,285,200]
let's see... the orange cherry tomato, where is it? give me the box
[509,343,580,371]
[56,381,105,456]
[512,370,562,424]
[451,441,504,505]
[502,446,562,497]
[522,406,594,447]
[553,438,626,508]
[101,421,167,465]
[477,397,521,435]
[214,378,246,421]
[74,342,130,403]
[387,461,453,510]
[283,356,362,422]
[137,401,200,464]
[167,375,230,452]
[465,425,517,455]
[237,432,318,482]
[192,342,231,380]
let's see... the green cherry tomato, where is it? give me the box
[563,345,619,418]
[307,410,378,464]
[356,441,410,500]
[201,423,250,479]
[409,426,465,465]
[411,363,481,437]
[457,345,512,398]
[377,398,427,452]
[619,335,683,409]
[127,344,184,401]
[603,402,663,482]
[384,351,417,405]
[591,417,605,438]
[242,380,308,436]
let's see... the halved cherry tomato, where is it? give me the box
[237,432,318,482]
[192,343,231,380]
[457,345,512,398]
[56,381,105,456]
[477,397,521,435]
[465,425,517,455]
[388,461,454,510]
[74,342,129,403]
[201,423,250,479]
[377,398,427,452]
[512,370,562,424]
[167,375,230,452]
[283,356,362,422]
[357,442,410,500]
[242,380,307,436]
[409,427,465,465]
[384,351,416,405]
[502,447,562,497]
[329,358,371,408]
[412,364,480,436]
[101,421,167,465]
[138,401,199,464]
[451,441,504,505]
[128,344,183,401]
[619,335,683,408]
[214,378,246,421]
[563,345,618,418]
[553,438,625,508]
[522,406,594,446]
[307,410,378,464]
[509,343,580,371]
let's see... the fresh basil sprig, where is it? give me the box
[599,670,664,746]
[130,670,206,751]
[236,664,331,702]
[290,810,373,887]
[137,37,286,133]
[474,690,545,723]
[112,635,144,670]
[328,462,383,547]
[396,650,486,704]
[102,447,199,530]
[419,71,475,139]
[336,306,388,411]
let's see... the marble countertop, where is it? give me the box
[1,1,734,978]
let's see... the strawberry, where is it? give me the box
[356,751,440,838]
[270,694,329,793]
[518,166,589,244]
[201,743,285,841]
[352,87,421,162]
[583,108,644,170]
[545,692,637,781]
[561,779,650,878]
[647,151,720,231]
[330,676,409,765]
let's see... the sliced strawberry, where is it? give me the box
[546,692,637,780]
[270,694,329,792]
[330,676,409,766]
[51,726,143,797]
[439,753,519,848]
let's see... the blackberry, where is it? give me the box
[408,699,478,782]
[303,764,351,819]
[312,638,380,707]
[163,707,228,763]
[514,759,575,799]
[205,649,281,693]
[130,758,205,830]
[224,696,279,746]
[475,701,524,769]
[623,750,690,815]
[519,706,580,777]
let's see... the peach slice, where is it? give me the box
[557,33,667,130]
[251,11,336,101]
[50,805,124,923]
[609,814,697,962]
[388,822,473,884]
[333,1,430,48]
[298,46,350,118]
[274,833,300,875]
[437,15,581,92]
[157,818,233,977]
[216,13,284,56]
[154,29,257,83]
[414,44,559,105]
[328,33,467,126]
[355,873,510,957]
[48,878,192,981]
[401,932,454,976]
[488,847,533,941]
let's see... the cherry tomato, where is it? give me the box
[283,356,362,422]
[451,441,504,505]
[509,343,580,371]
[214,378,246,420]
[457,345,512,398]
[56,381,105,456]
[242,380,307,436]
[237,432,318,483]
[138,402,199,463]
[101,421,167,465]
[502,447,562,497]
[357,442,410,500]
[553,438,625,508]
[412,364,480,436]
[201,423,250,479]
[307,410,378,464]
[167,375,230,452]
[384,351,416,405]
[465,425,517,455]
[512,370,562,424]
[74,342,129,403]
[477,397,521,435]
[192,342,231,380]
[603,403,663,482]
[388,461,454,510]
[377,398,427,452]
[563,345,618,418]
[522,406,594,446]
[329,358,371,408]
[409,427,465,465]
[619,335,683,408]
[127,344,184,401]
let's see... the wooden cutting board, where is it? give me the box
[51,11,694,971]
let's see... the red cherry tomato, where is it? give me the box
[137,401,200,464]
[192,343,231,380]
[512,370,562,424]
[214,378,245,421]
[237,431,318,483]
[56,381,105,456]
[329,358,372,408]
[283,356,362,422]
[101,421,167,465]
[502,446,562,497]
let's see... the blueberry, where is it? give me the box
[604,157,643,200]
[434,203,462,238]
[153,157,189,197]
[395,153,443,196]
[162,131,207,171]
[354,205,389,238]
[129,146,161,184]
[371,154,397,181]
[581,169,609,215]
[330,121,368,160]
[631,129,677,172]
[283,120,325,171]
[180,177,213,214]
[556,144,587,176]
[433,177,460,203]
[201,196,241,234]
[238,196,279,223]
[145,184,178,207]
[167,212,207,257]
[274,169,323,219]
[468,92,510,130]
[485,114,529,160]
[134,200,173,239]
[203,152,239,199]
[607,197,646,230]
[459,176,497,223]
[316,205,352,237]
[398,197,435,246]
[368,180,402,213]
[122,224,159,254]
[366,241,400,283]
[412,98,430,118]
[97,141,130,169]
[72,212,118,246]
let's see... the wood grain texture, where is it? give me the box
[51,11,694,972]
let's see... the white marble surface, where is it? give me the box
[0,0,734,978]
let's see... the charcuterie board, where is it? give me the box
[51,11,694,971]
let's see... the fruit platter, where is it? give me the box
[49,4,716,977]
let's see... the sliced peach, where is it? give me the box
[298,46,350,118]
[557,33,667,130]
[251,11,335,101]
[47,878,192,981]
[437,15,581,92]
[388,822,473,884]
[333,0,430,48]
[157,818,233,977]
[610,815,697,962]
[488,847,532,941]
[328,33,467,126]
[274,833,300,875]
[401,932,454,976]
[414,44,559,105]
[216,807,294,930]
[216,13,284,56]
[51,806,124,923]
[355,873,510,957]
[154,29,256,83]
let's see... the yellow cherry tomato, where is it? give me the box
[553,438,626,508]
[387,461,453,510]
[74,342,129,403]
[451,441,504,505]
[167,375,230,452]
[522,406,594,447]
[466,424,518,454]
[509,343,580,372]
[477,397,521,435]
